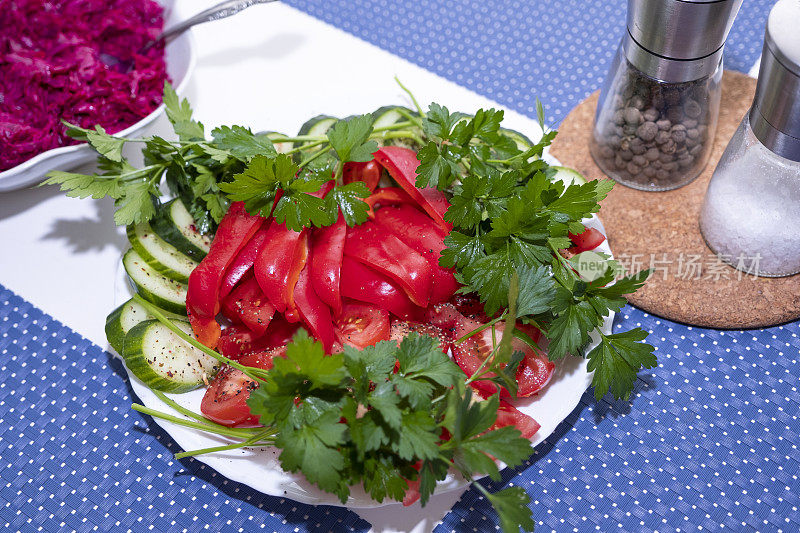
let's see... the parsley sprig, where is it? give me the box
[42,82,420,232]
[133,294,537,532]
[415,101,656,400]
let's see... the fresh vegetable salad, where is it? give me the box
[0,0,168,171]
[48,83,656,532]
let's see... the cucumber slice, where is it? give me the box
[122,319,219,393]
[551,166,587,187]
[262,131,292,154]
[500,128,535,152]
[297,115,337,139]
[150,199,212,261]
[372,105,408,129]
[123,248,188,315]
[105,299,184,355]
[372,105,421,150]
[293,115,338,165]
[127,222,198,283]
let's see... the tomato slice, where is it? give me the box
[402,461,423,507]
[344,220,433,307]
[428,303,553,398]
[200,349,284,427]
[449,293,487,319]
[373,204,459,304]
[310,213,346,316]
[340,256,424,321]
[493,400,540,440]
[221,272,275,336]
[261,316,303,347]
[343,160,382,192]
[402,478,421,507]
[389,320,450,352]
[567,227,606,254]
[294,256,336,352]
[335,300,390,349]
[373,146,451,232]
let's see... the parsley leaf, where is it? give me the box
[515,265,557,317]
[112,179,158,225]
[218,154,297,218]
[162,81,205,141]
[416,141,462,189]
[587,328,657,400]
[84,125,126,162]
[43,171,122,200]
[546,297,599,360]
[276,408,348,498]
[327,115,378,164]
[422,103,464,140]
[485,486,536,533]
[440,231,485,269]
[327,182,370,227]
[211,125,276,161]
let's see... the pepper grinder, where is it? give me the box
[700,0,800,278]
[590,0,743,191]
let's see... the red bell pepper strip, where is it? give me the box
[340,256,424,321]
[253,181,332,320]
[373,204,459,304]
[344,220,433,307]
[221,272,276,336]
[218,224,271,300]
[364,186,415,218]
[310,212,346,316]
[253,223,308,322]
[186,202,264,348]
[373,146,451,232]
[294,257,336,352]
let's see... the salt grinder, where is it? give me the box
[590,0,743,191]
[700,0,800,277]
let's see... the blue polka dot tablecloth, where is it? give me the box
[2,0,798,531]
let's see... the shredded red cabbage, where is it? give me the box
[0,0,169,171]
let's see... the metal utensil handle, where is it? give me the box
[151,0,279,48]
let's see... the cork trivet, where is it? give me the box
[551,70,800,329]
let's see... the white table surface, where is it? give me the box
[0,2,552,532]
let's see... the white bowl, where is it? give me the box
[0,0,196,192]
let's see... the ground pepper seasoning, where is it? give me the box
[590,0,742,191]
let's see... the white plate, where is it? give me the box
[112,136,613,507]
[0,0,196,192]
